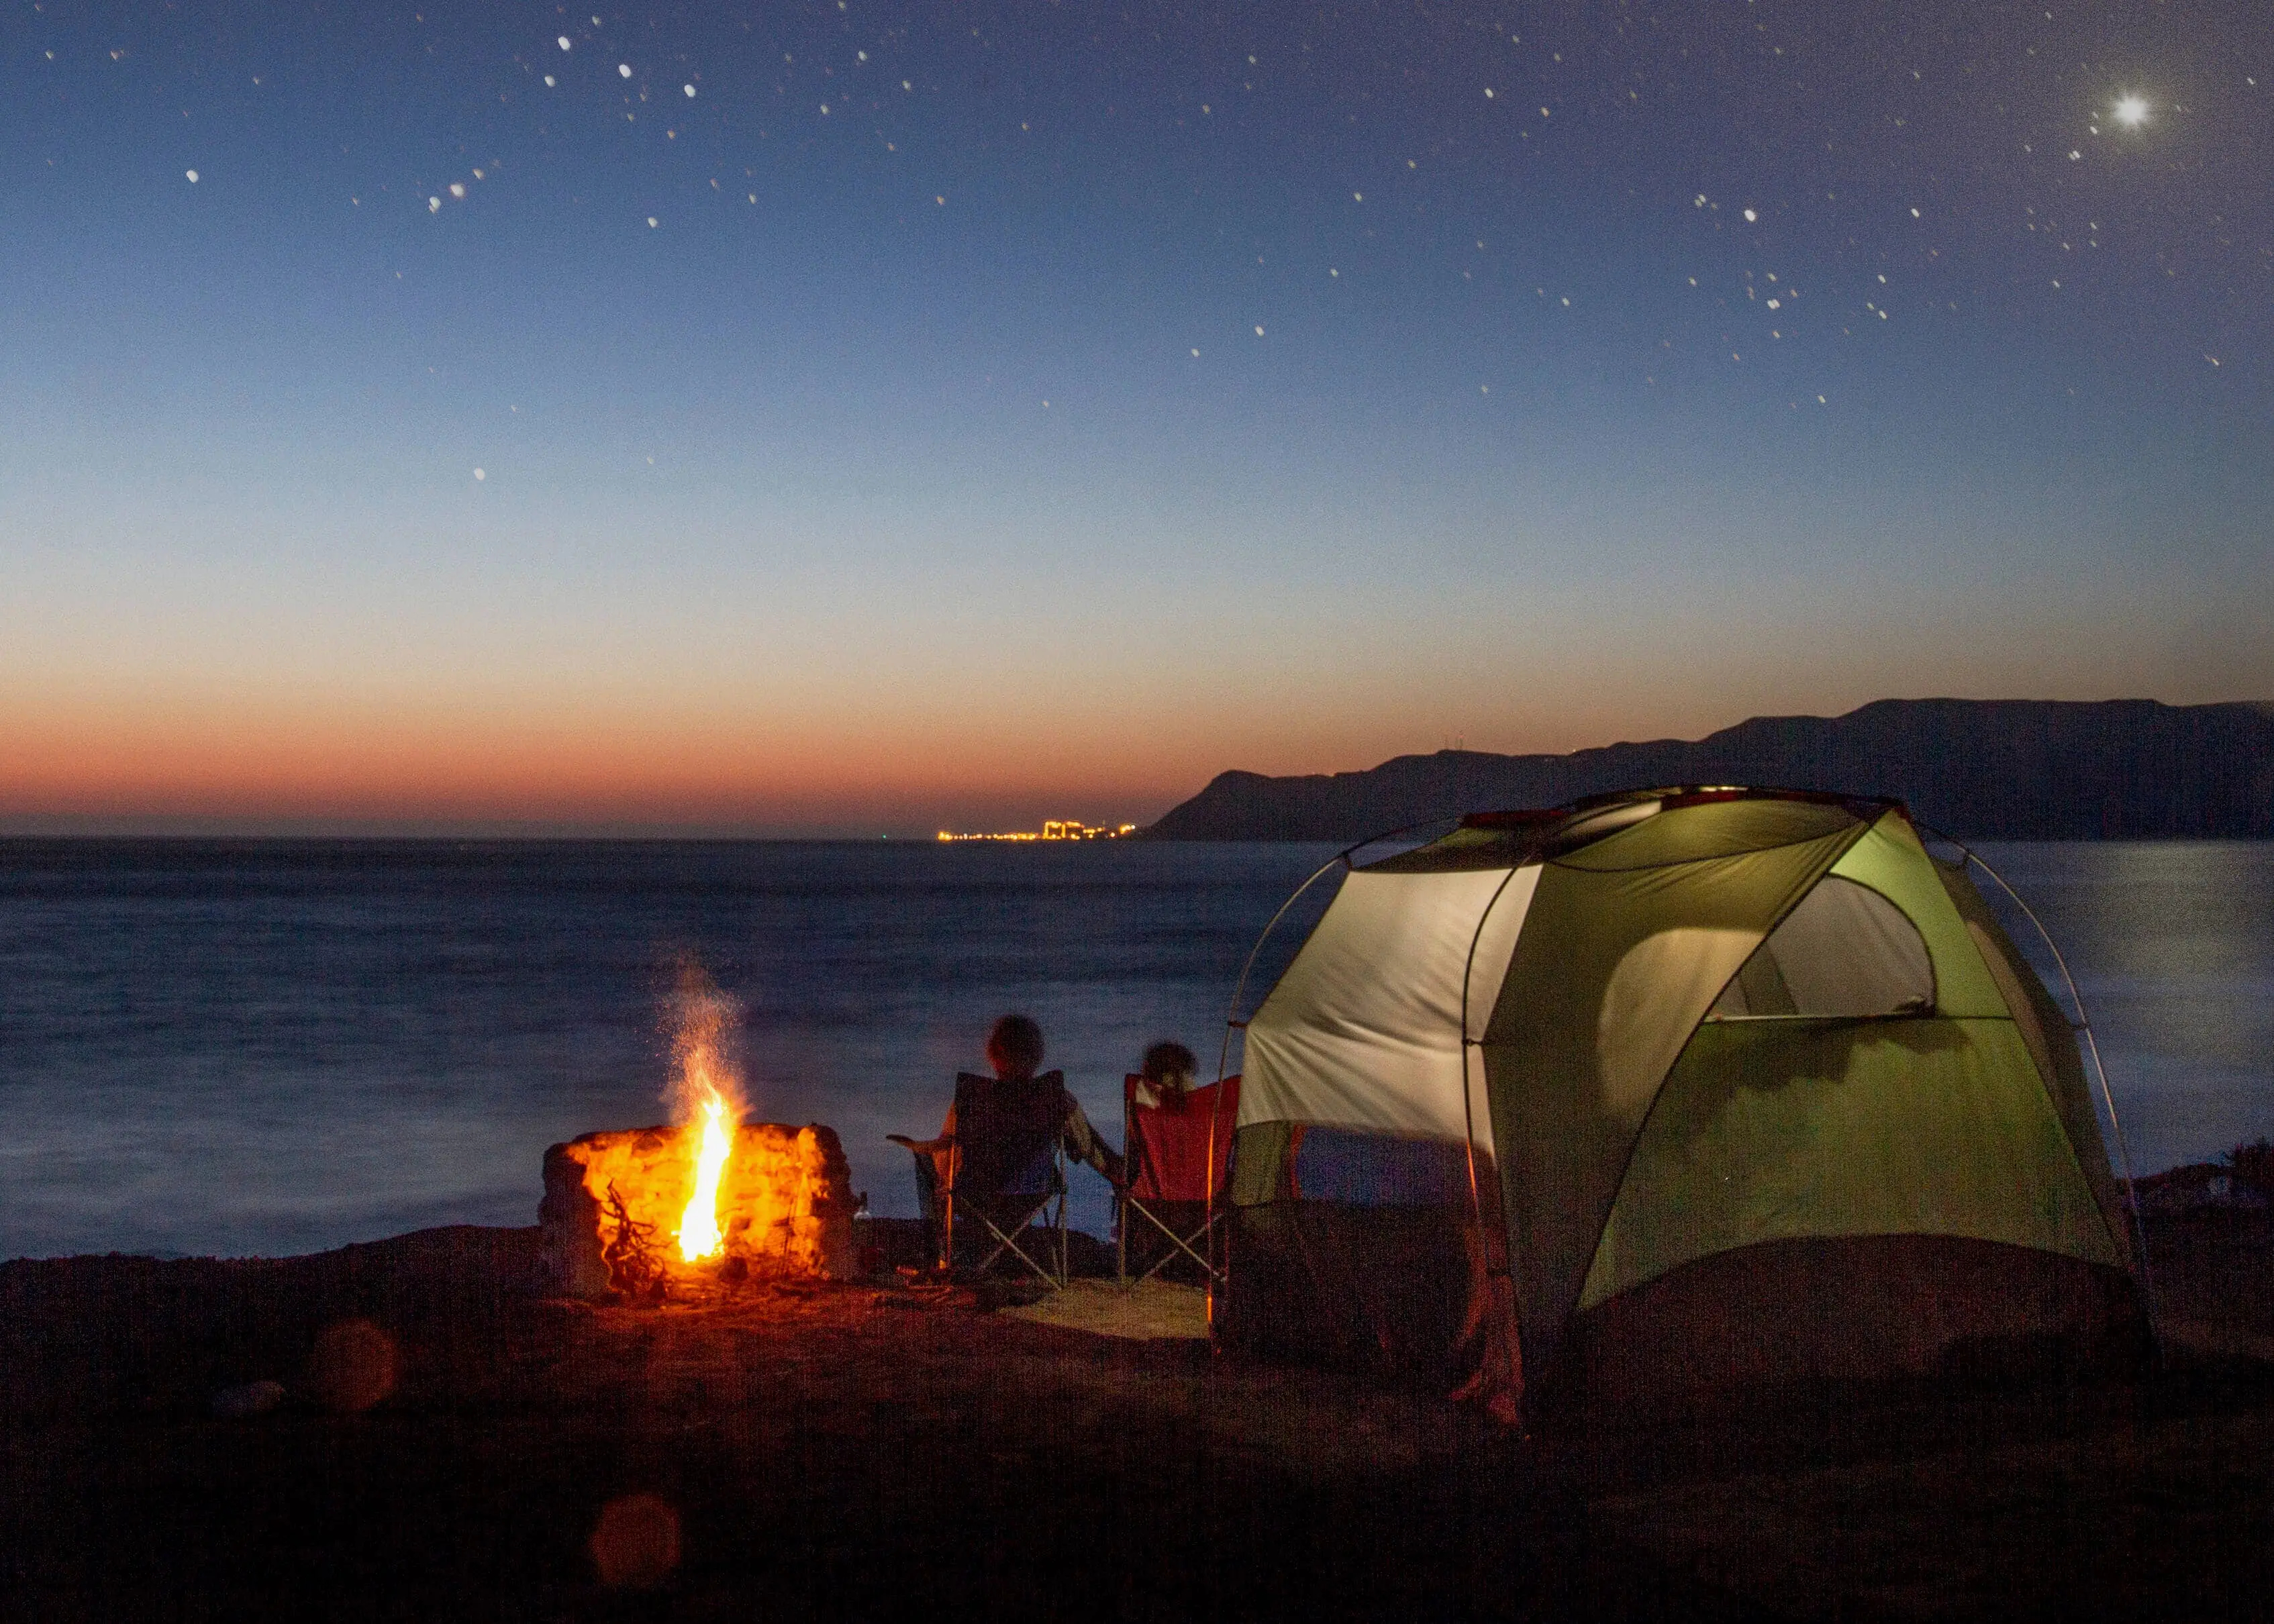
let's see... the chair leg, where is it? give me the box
[975,1221,1048,1283]
[1126,1200,1226,1286]
[965,1195,1064,1288]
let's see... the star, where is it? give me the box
[2113,95,2149,128]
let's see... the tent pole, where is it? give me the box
[1209,848,1350,1331]
[1205,815,1461,1329]
[1218,850,1369,1085]
[1455,866,1529,1423]
[1456,866,1524,1225]
[1941,837,2161,1339]
[1213,813,1465,1086]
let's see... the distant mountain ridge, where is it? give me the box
[1142,699,2274,841]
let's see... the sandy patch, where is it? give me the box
[997,1278,1209,1339]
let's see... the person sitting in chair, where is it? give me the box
[1132,1039,1199,1112]
[901,1014,1124,1258]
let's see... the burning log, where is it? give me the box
[539,1121,859,1297]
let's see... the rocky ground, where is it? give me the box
[2,1212,2271,1621]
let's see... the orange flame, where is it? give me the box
[666,960,742,1264]
[677,1088,732,1262]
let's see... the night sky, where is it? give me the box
[6,1,2269,833]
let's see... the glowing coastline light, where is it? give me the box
[936,820,1140,842]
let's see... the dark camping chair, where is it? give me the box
[891,1072,1069,1288]
[1118,1073,1239,1287]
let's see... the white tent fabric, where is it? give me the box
[1597,927,1765,1127]
[1240,864,1541,1152]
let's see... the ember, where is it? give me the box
[664,962,742,1262]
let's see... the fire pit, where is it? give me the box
[536,966,856,1297]
[538,1119,858,1296]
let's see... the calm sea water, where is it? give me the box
[1,839,2267,1260]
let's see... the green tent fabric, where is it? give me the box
[1221,787,2146,1410]
[1481,799,1869,1372]
[1581,1017,2120,1312]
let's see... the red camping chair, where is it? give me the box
[1118,1073,1239,1286]
[891,1073,1070,1288]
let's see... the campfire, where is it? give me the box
[537,968,857,1297]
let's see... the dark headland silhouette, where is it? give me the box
[1142,699,2274,842]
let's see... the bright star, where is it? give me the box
[2113,95,2149,128]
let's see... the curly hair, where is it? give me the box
[1140,1040,1198,1085]
[985,1013,1046,1080]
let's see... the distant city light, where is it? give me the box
[936,821,1138,843]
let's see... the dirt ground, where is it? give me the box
[3,1213,2271,1622]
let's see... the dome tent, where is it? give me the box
[1216,788,2147,1413]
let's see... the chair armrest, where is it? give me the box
[888,1134,950,1154]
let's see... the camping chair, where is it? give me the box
[1118,1073,1239,1287]
[891,1072,1069,1288]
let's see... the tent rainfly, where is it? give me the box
[1216,788,2148,1413]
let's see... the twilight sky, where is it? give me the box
[5,0,2269,834]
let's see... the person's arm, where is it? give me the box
[889,1095,956,1157]
[1060,1093,1125,1183]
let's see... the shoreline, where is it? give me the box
[11,1154,2257,1270]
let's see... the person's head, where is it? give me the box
[985,1013,1046,1080]
[1140,1040,1198,1093]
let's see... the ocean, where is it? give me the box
[1,838,2269,1260]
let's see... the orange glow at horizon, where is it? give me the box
[0,691,1234,826]
[0,656,1720,825]
[11,603,2256,831]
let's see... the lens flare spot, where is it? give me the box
[591,1494,681,1589]
[306,1319,397,1414]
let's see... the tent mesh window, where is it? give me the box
[1708,874,1935,1020]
